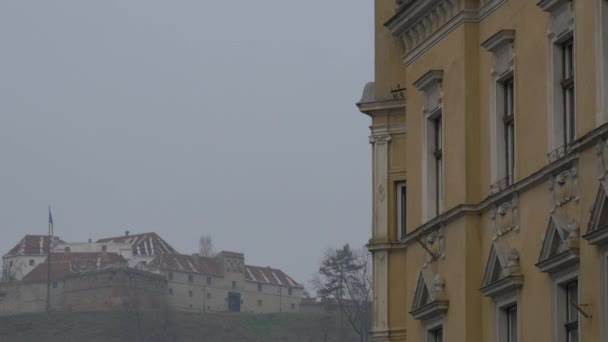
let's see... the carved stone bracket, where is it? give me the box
[596,138,608,180]
[419,225,445,268]
[491,194,519,239]
[548,163,579,212]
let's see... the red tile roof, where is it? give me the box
[4,235,65,257]
[245,265,302,288]
[96,232,177,256]
[21,252,127,283]
[148,253,221,276]
[48,252,127,271]
[22,261,73,282]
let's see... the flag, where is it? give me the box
[48,207,54,236]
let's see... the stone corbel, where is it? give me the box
[491,194,519,239]
[418,225,446,268]
[548,163,579,212]
[596,138,608,180]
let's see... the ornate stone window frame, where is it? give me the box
[601,248,608,342]
[495,294,519,342]
[583,181,608,245]
[410,268,448,322]
[414,70,444,221]
[538,0,575,162]
[482,30,517,193]
[536,214,580,274]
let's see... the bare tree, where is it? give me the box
[1,259,23,283]
[313,244,372,342]
[199,235,215,257]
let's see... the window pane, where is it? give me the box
[508,306,518,342]
[434,328,443,342]
[568,328,578,342]
[567,281,578,323]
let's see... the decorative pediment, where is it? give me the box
[414,70,443,116]
[480,240,523,298]
[536,214,580,273]
[583,181,608,245]
[491,194,519,239]
[410,269,448,321]
[481,30,515,78]
[537,0,573,39]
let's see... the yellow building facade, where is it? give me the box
[357,0,608,341]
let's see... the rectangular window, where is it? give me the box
[207,292,211,299]
[29,260,34,266]
[168,288,173,295]
[562,38,575,145]
[503,77,515,185]
[431,114,443,215]
[189,290,193,297]
[291,303,296,310]
[258,283,263,292]
[188,274,194,283]
[168,272,173,280]
[396,182,407,237]
[288,287,293,296]
[431,328,443,342]
[565,280,579,342]
[207,277,212,285]
[101,245,107,252]
[257,299,263,306]
[232,281,236,289]
[506,305,518,342]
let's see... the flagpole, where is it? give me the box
[46,207,52,313]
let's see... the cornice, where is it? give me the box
[400,122,608,246]
[357,99,406,117]
[535,250,579,274]
[385,0,508,65]
[537,0,570,12]
[413,70,444,91]
[481,29,516,52]
[410,300,449,321]
[479,275,524,299]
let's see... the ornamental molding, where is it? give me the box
[490,193,519,239]
[414,70,444,116]
[481,29,516,78]
[410,268,448,321]
[548,163,579,212]
[400,124,608,247]
[385,0,508,65]
[596,139,608,180]
[369,133,392,145]
[419,225,446,268]
[480,239,523,299]
[536,213,580,274]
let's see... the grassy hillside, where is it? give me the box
[0,311,359,342]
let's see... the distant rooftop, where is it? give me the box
[97,232,178,256]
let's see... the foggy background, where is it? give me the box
[0,0,373,288]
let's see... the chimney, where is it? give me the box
[125,230,130,236]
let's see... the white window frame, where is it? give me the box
[414,70,444,222]
[482,30,516,193]
[423,108,444,219]
[423,316,444,342]
[601,249,608,342]
[596,0,608,125]
[551,268,579,342]
[541,0,575,161]
[396,182,407,238]
[495,294,518,342]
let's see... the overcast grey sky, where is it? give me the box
[0,1,373,287]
